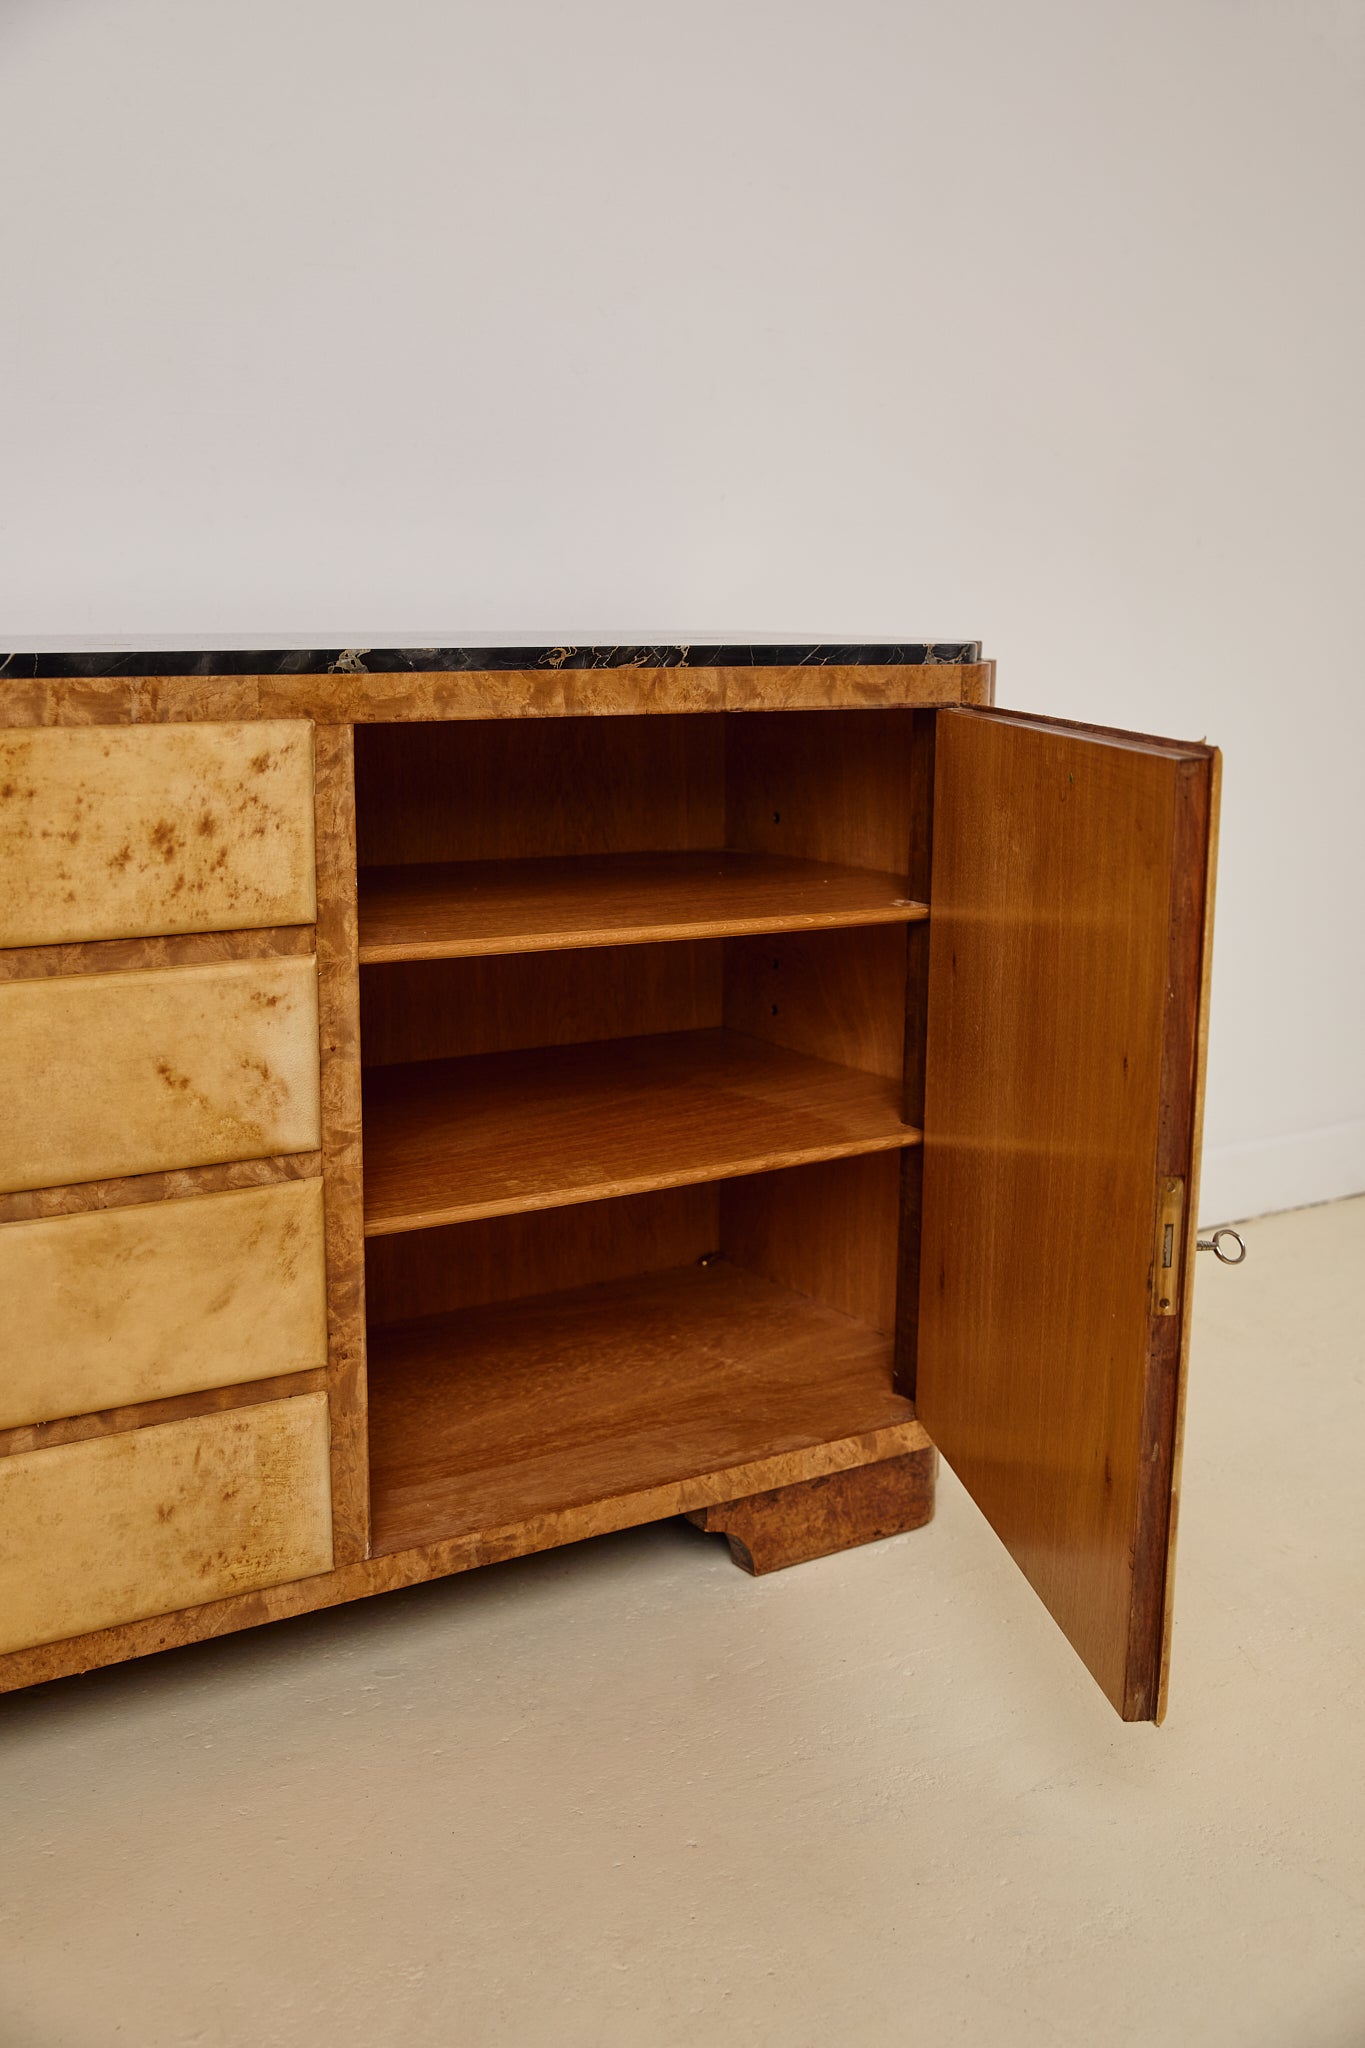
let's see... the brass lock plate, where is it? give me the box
[1152,1175,1185,1317]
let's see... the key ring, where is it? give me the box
[1196,1227,1246,1265]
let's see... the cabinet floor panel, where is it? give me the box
[367,1260,919,1556]
[362,1028,920,1235]
[357,851,926,962]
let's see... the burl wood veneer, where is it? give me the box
[0,1179,326,1431]
[687,1448,937,1574]
[0,646,1219,1721]
[0,1393,333,1656]
[0,720,316,946]
[0,955,321,1193]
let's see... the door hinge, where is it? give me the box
[1152,1175,1185,1316]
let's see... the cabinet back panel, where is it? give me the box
[355,715,726,865]
[359,943,722,1067]
[366,1185,720,1326]
[366,1157,898,1337]
[360,925,909,1073]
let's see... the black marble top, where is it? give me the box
[0,642,980,680]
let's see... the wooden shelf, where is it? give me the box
[366,1260,924,1557]
[357,851,927,963]
[362,1028,920,1236]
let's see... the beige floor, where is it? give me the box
[1,1197,1362,2048]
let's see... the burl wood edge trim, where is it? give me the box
[0,1370,328,1460]
[0,925,315,984]
[312,724,370,1564]
[687,1447,937,1573]
[0,1423,928,1694]
[0,664,995,727]
[0,1152,322,1226]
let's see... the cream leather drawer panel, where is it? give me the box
[0,1179,327,1430]
[0,955,321,1193]
[0,721,316,947]
[0,1393,333,1655]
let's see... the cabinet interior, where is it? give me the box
[354,708,933,1552]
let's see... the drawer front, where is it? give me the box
[0,721,316,948]
[0,1179,327,1430]
[0,1393,334,1655]
[0,955,321,1193]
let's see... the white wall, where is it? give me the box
[2,0,1362,1223]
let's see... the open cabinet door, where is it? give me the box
[916,708,1219,1721]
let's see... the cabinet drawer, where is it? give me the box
[0,721,316,947]
[0,1179,327,1430]
[0,955,321,1193]
[0,1393,333,1655]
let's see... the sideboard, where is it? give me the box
[0,644,1218,1719]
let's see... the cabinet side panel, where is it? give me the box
[720,1153,901,1334]
[724,710,919,873]
[313,724,370,1563]
[894,710,937,1396]
[721,925,908,1083]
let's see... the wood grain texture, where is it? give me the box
[960,660,996,707]
[0,665,991,730]
[0,1368,327,1459]
[312,724,370,1565]
[359,941,720,1069]
[724,709,921,873]
[0,1179,327,1429]
[722,924,909,1082]
[894,708,939,1397]
[1156,750,1221,1723]
[364,1157,900,1332]
[916,709,1216,1720]
[0,1416,928,1694]
[0,721,315,945]
[0,666,967,1694]
[0,1392,333,1656]
[718,1152,902,1335]
[366,1260,927,1556]
[362,1028,920,1235]
[719,669,981,713]
[357,851,925,962]
[0,924,314,983]
[686,1447,936,1573]
[0,955,321,1193]
[365,1184,719,1326]
[355,714,725,866]
[0,1150,321,1226]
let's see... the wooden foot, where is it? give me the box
[685,1447,937,1575]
